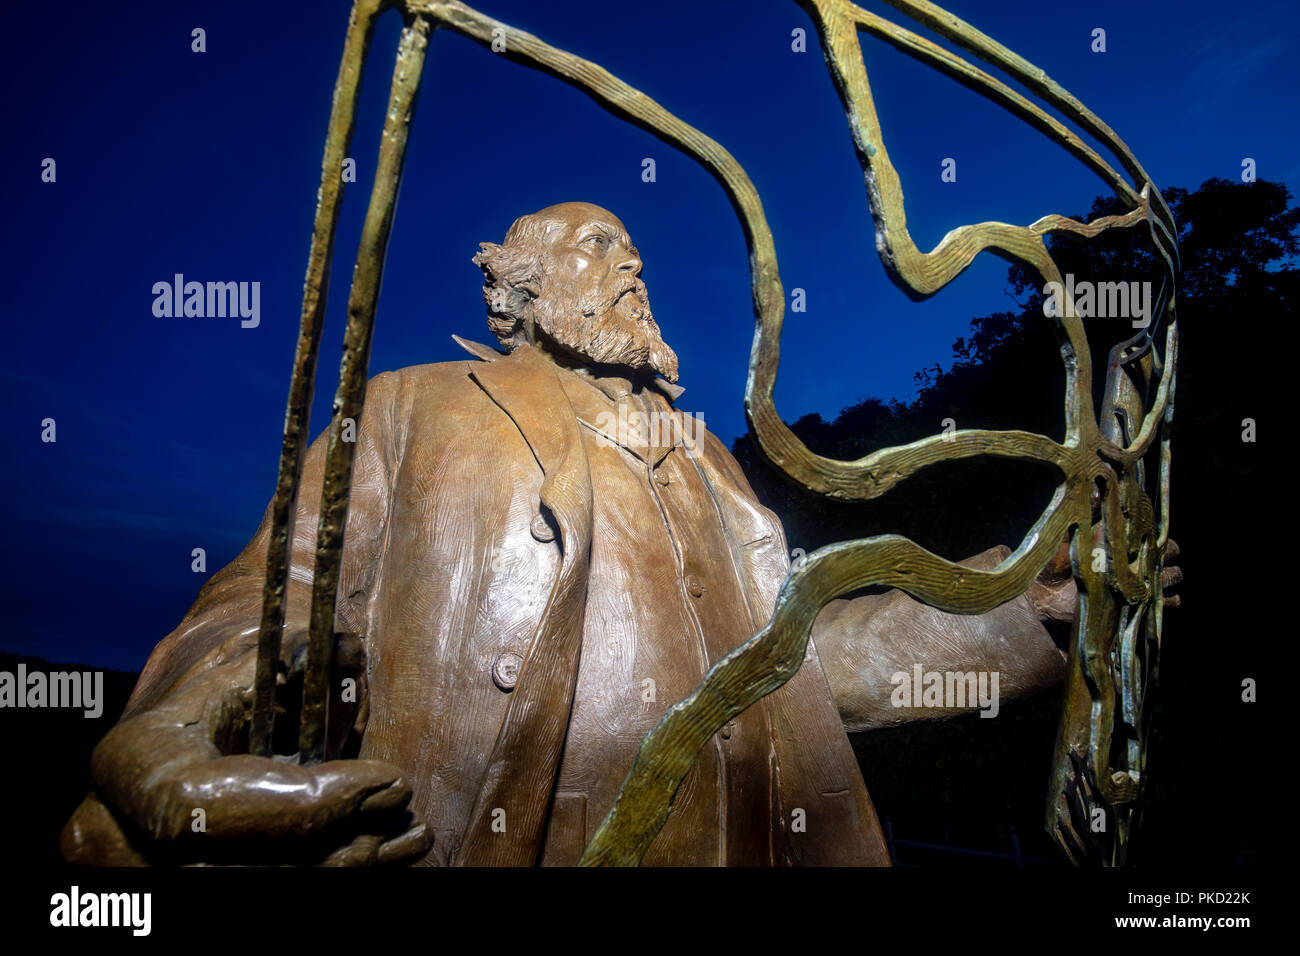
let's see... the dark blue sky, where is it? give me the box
[2,0,1295,669]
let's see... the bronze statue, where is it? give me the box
[61,202,1083,866]
[62,0,1181,867]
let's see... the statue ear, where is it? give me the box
[505,285,536,324]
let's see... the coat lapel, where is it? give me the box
[455,344,594,865]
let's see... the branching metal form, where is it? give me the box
[253,0,1177,867]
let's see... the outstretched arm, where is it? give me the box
[814,543,1076,733]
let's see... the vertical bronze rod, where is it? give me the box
[250,0,390,757]
[298,13,432,765]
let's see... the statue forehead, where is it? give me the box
[512,202,628,241]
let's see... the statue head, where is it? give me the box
[472,201,680,383]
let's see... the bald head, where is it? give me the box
[473,202,679,382]
[503,201,622,246]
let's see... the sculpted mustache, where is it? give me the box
[585,279,649,316]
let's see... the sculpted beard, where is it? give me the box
[533,267,680,383]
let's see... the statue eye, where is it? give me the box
[581,234,608,250]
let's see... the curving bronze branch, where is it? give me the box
[257,0,1177,867]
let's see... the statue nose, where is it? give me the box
[616,251,641,274]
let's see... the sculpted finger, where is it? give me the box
[1044,539,1073,578]
[314,816,429,867]
[1161,566,1183,590]
[377,822,434,865]
[353,773,414,815]
[320,833,385,867]
[1163,593,1181,609]
[1163,539,1180,561]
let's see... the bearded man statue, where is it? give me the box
[61,202,1076,867]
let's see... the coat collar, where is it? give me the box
[452,334,685,404]
[454,335,687,466]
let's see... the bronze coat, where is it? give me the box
[120,341,890,866]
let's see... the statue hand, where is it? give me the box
[1027,539,1077,624]
[96,750,431,866]
[64,629,432,866]
[1159,539,1182,609]
[1026,537,1182,625]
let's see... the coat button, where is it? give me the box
[530,511,556,542]
[654,470,670,487]
[720,721,733,740]
[492,651,524,691]
[686,574,705,598]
